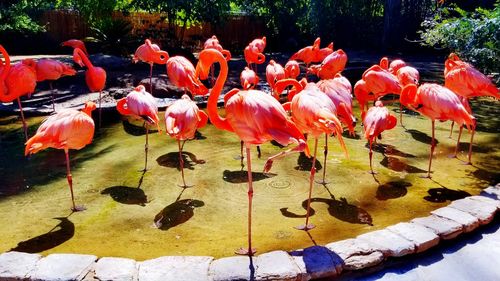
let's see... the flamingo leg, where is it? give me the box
[452,125,463,158]
[296,137,318,231]
[65,149,85,212]
[178,138,188,188]
[425,120,436,178]
[399,103,404,126]
[98,91,102,129]
[143,124,149,172]
[17,98,28,141]
[316,134,329,184]
[369,140,375,174]
[449,121,454,139]
[466,124,475,165]
[149,63,153,95]
[235,145,257,256]
[50,82,55,112]
[257,145,261,159]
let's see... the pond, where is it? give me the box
[0,97,498,260]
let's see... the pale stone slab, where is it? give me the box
[411,215,463,240]
[208,256,253,281]
[357,229,416,257]
[31,253,97,281]
[326,238,384,270]
[292,246,343,280]
[469,195,500,209]
[255,250,302,281]
[139,256,213,281]
[290,256,309,281]
[94,257,137,281]
[0,251,41,280]
[343,251,384,271]
[481,185,500,200]
[449,196,497,224]
[431,206,480,232]
[387,222,440,253]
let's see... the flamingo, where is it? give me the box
[244,37,266,72]
[61,39,88,56]
[315,42,334,62]
[204,35,232,86]
[281,79,348,230]
[388,59,406,74]
[165,94,208,187]
[284,60,300,79]
[444,53,499,161]
[353,65,401,115]
[290,37,321,67]
[0,45,37,141]
[400,83,475,177]
[308,49,348,80]
[34,59,76,111]
[72,48,106,128]
[116,85,161,172]
[195,49,309,256]
[362,101,397,174]
[166,56,208,97]
[266,60,286,98]
[240,66,259,90]
[25,101,96,212]
[133,39,169,94]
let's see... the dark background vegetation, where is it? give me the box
[0,0,498,73]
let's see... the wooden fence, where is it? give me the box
[39,10,267,50]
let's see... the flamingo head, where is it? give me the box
[379,57,389,70]
[82,101,97,116]
[400,84,418,108]
[196,49,220,81]
[313,37,321,49]
[135,85,147,93]
[21,59,36,70]
[448,53,460,61]
[328,42,334,50]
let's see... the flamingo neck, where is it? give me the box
[74,48,94,69]
[0,45,11,82]
[206,51,232,132]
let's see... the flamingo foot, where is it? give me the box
[447,154,458,159]
[460,161,472,166]
[315,179,330,185]
[177,182,194,188]
[420,174,432,179]
[138,168,149,173]
[233,155,244,160]
[72,205,86,212]
[368,170,378,175]
[294,223,316,231]
[235,247,256,256]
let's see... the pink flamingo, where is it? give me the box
[266,60,286,98]
[165,94,208,187]
[362,101,397,174]
[290,37,321,67]
[284,60,300,79]
[244,36,267,72]
[203,35,231,61]
[72,48,106,128]
[281,79,348,230]
[25,101,96,211]
[0,45,37,141]
[240,66,259,90]
[133,39,169,94]
[196,49,309,256]
[308,49,348,80]
[401,83,476,177]
[445,53,499,160]
[61,39,88,56]
[167,56,208,97]
[34,59,76,111]
[315,42,334,62]
[388,59,406,74]
[116,85,161,171]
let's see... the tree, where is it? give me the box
[0,0,55,33]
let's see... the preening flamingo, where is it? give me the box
[244,36,267,71]
[133,39,169,94]
[165,94,208,187]
[34,59,76,111]
[240,67,259,90]
[315,42,334,62]
[444,53,499,160]
[362,101,397,174]
[25,101,96,212]
[196,49,309,256]
[61,39,88,56]
[166,56,208,97]
[266,60,286,99]
[290,37,321,68]
[72,48,106,128]
[308,49,348,80]
[204,35,232,86]
[281,79,348,230]
[0,45,37,141]
[400,83,476,177]
[116,85,161,171]
[284,60,300,79]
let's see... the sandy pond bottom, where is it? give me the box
[0,101,498,260]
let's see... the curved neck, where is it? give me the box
[74,48,93,69]
[203,50,232,132]
[274,78,303,100]
[0,45,11,81]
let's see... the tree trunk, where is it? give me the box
[382,0,402,50]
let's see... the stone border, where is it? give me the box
[1,183,499,281]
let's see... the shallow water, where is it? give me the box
[0,99,498,260]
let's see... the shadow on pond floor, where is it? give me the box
[424,187,471,203]
[154,199,205,230]
[367,143,416,158]
[295,152,322,172]
[121,119,159,136]
[156,151,206,170]
[222,170,275,184]
[406,129,438,145]
[376,181,412,200]
[380,156,427,174]
[10,216,74,253]
[101,171,149,206]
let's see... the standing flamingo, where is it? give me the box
[284,60,300,79]
[196,49,309,256]
[315,42,334,62]
[204,35,232,86]
[308,49,348,80]
[72,48,106,128]
[133,39,169,94]
[400,83,475,177]
[25,101,96,212]
[281,79,348,230]
[290,37,321,67]
[0,46,36,141]
[34,59,76,111]
[240,67,259,90]
[266,60,286,98]
[444,54,499,163]
[244,37,267,72]
[116,85,161,172]
[362,101,397,174]
[165,95,208,187]
[167,56,208,97]
[61,39,88,56]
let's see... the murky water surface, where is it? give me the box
[0,98,498,260]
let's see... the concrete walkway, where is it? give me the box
[343,216,500,280]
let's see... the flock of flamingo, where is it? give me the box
[0,34,499,256]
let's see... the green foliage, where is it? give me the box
[0,0,54,33]
[88,18,134,56]
[420,2,500,73]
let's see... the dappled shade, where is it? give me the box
[376,181,412,200]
